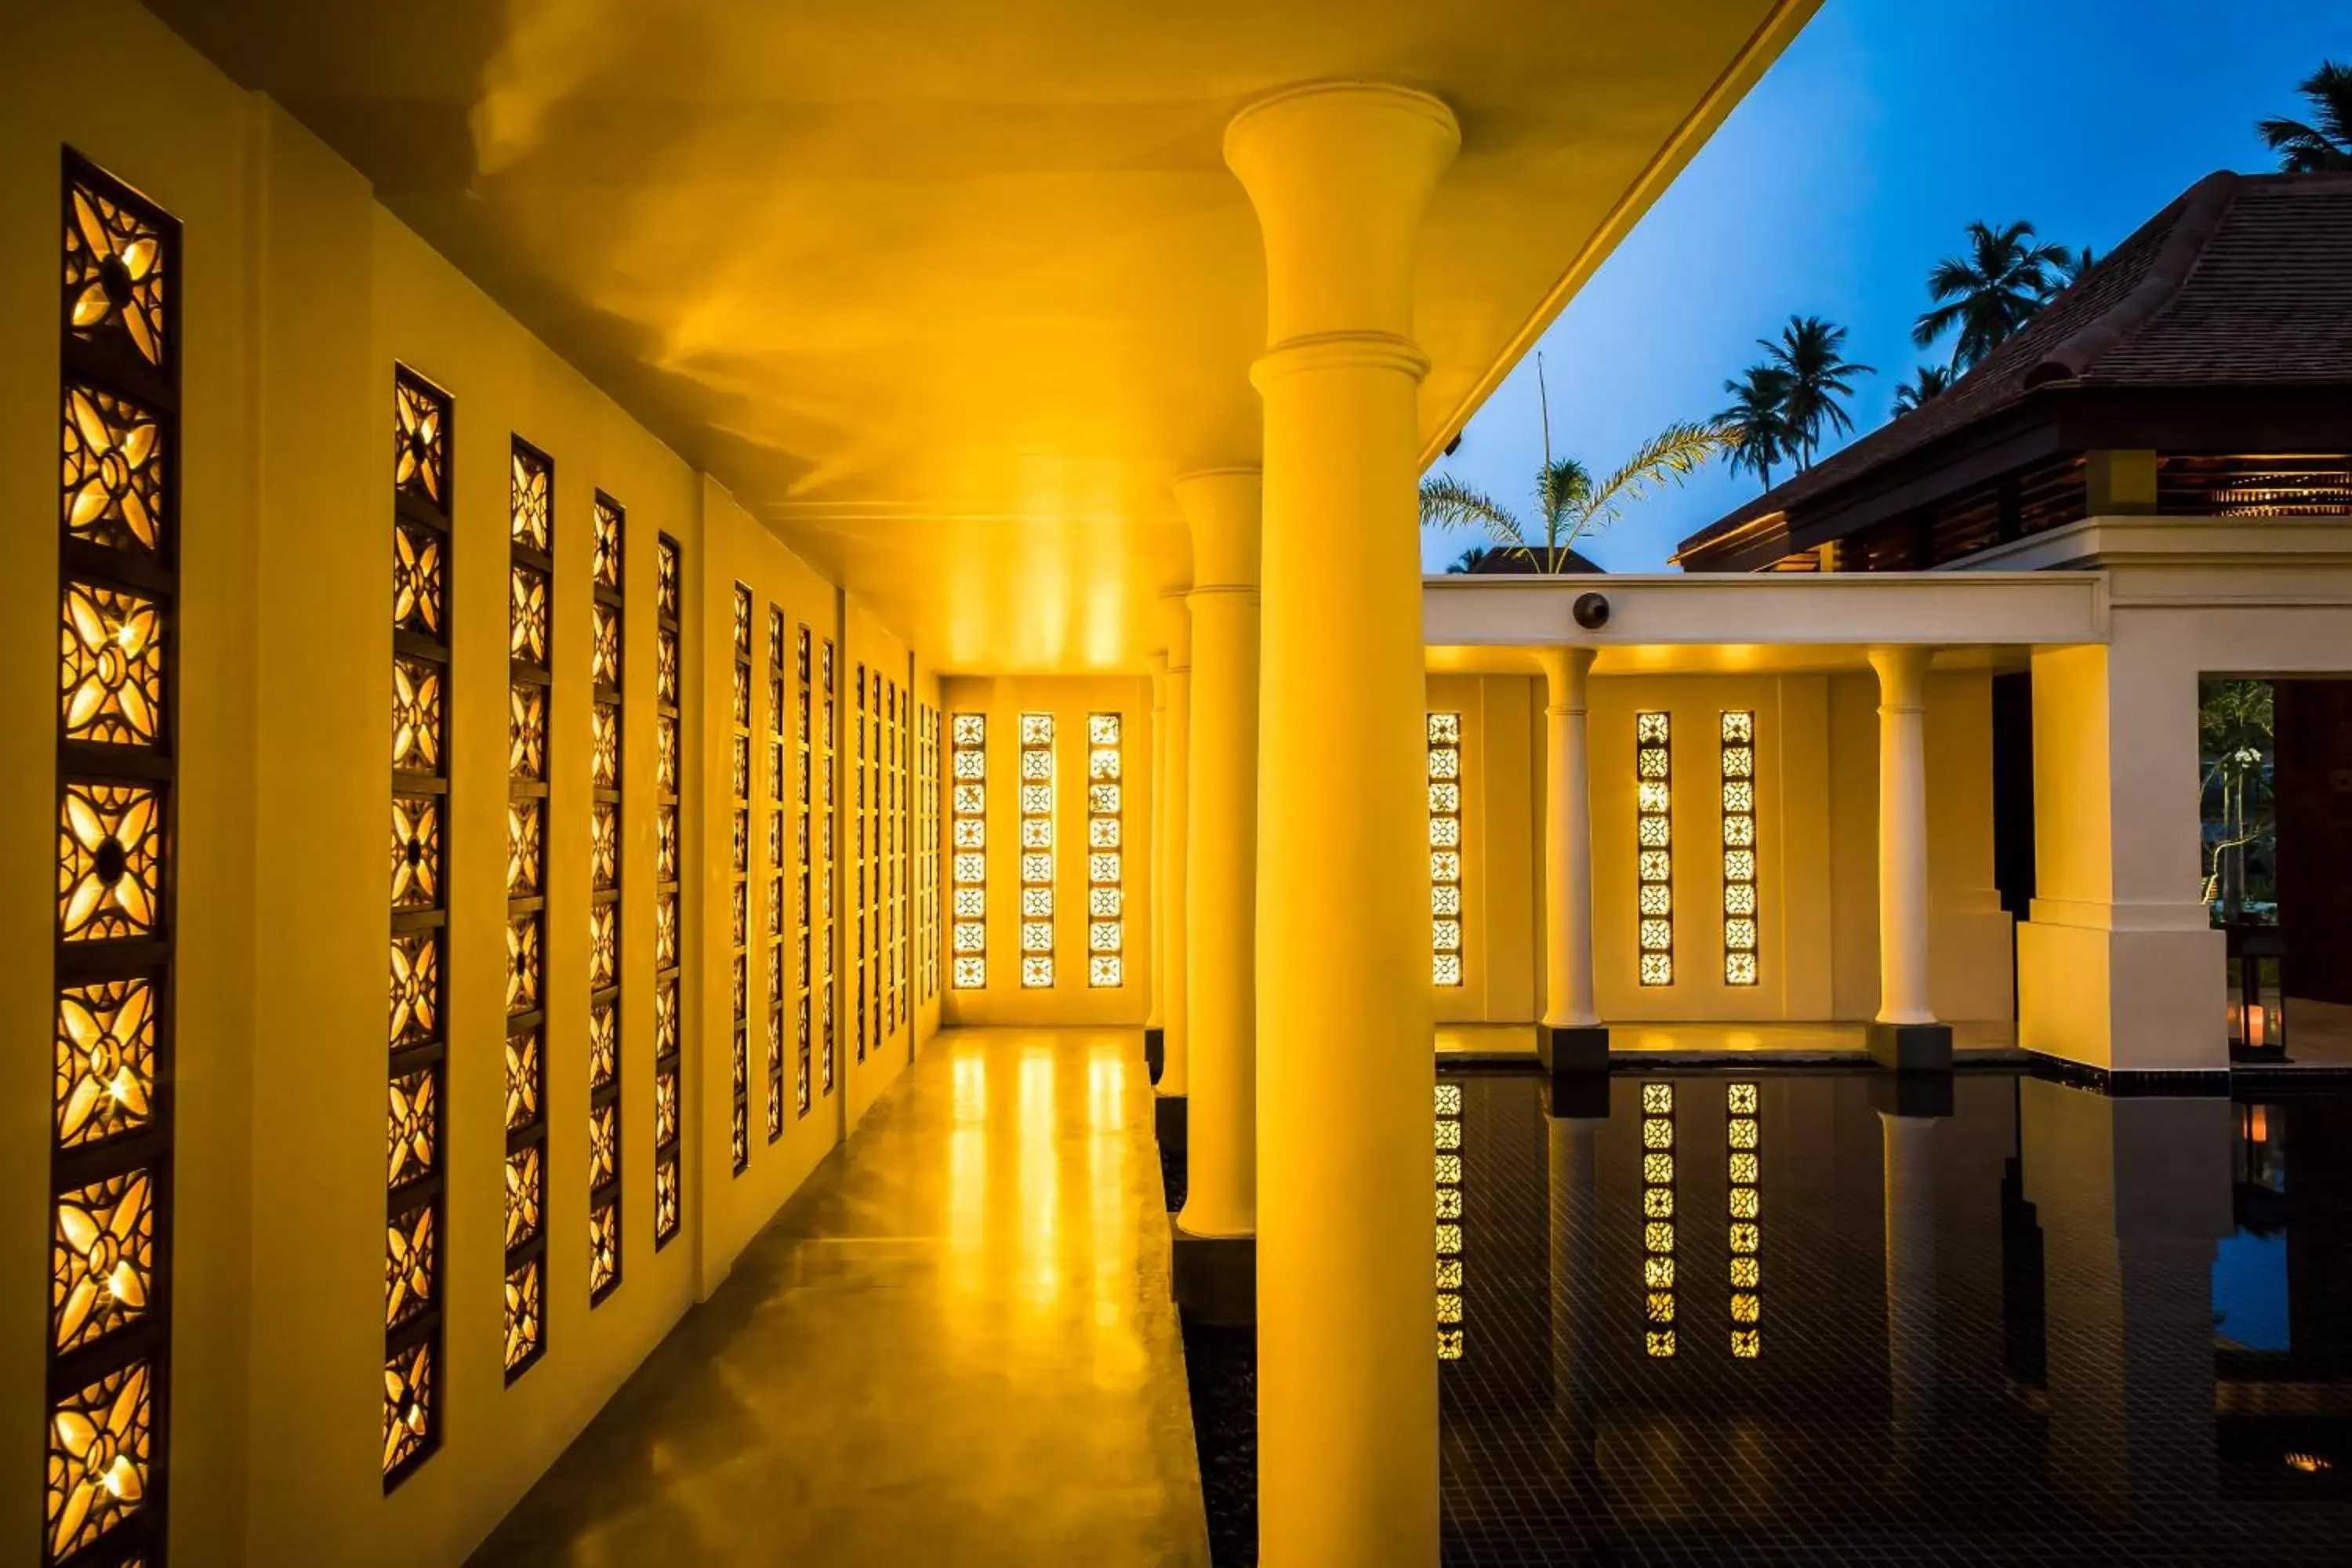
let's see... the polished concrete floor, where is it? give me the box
[473,1029,1210,1566]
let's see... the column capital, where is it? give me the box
[1225,82,1460,347]
[1867,645,1933,711]
[1174,466,1263,593]
[1534,647,1599,714]
[1157,587,1193,671]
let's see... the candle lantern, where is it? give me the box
[2226,924,2288,1058]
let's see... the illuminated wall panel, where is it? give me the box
[1641,1082,1677,1358]
[729,583,752,1174]
[1018,713,1056,987]
[919,705,937,1000]
[46,151,178,1558]
[387,364,452,1486]
[951,713,987,988]
[819,641,837,1096]
[765,608,786,1142]
[888,680,903,1036]
[1721,711,1759,986]
[1727,1082,1762,1357]
[1635,713,1674,986]
[795,625,813,1116]
[1428,713,1463,987]
[586,492,626,1305]
[1435,1082,1465,1359]
[652,535,684,1243]
[503,437,554,1378]
[1087,713,1123,986]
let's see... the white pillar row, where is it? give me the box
[1867,646,1949,1068]
[1228,81,1458,1568]
[1156,591,1192,1098]
[1536,648,1603,1071]
[1145,652,1168,1046]
[1175,467,1261,1240]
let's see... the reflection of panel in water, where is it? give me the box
[1436,1080,1464,1359]
[1728,1081,1761,1359]
[1642,1081,1676,1357]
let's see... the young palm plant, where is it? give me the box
[1911,220,2072,373]
[1420,357,1730,571]
[2259,60,2352,172]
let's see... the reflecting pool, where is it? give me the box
[1428,1070,2352,1564]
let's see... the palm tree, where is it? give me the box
[1715,365,1794,493]
[1891,365,1955,417]
[1911,220,2073,372]
[1444,546,1493,575]
[2054,245,2099,290]
[1420,354,1730,571]
[1757,315,1873,470]
[2259,60,2352,172]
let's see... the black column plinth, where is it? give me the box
[1153,1091,1187,1156]
[1536,1022,1610,1075]
[1865,1022,1953,1073]
[1143,1027,1165,1085]
[1173,1230,1256,1326]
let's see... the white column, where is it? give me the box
[1869,647,1935,1025]
[1146,653,1168,1035]
[1229,81,1458,1568]
[1157,592,1192,1097]
[1176,467,1261,1238]
[1537,648,1599,1032]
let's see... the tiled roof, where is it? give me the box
[1676,171,2352,561]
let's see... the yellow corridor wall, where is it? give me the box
[0,9,927,1561]
[938,676,1155,1028]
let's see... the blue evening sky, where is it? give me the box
[1421,0,2349,572]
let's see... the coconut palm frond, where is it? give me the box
[1419,474,1528,551]
[1561,421,1735,551]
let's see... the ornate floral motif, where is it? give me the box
[392,657,443,774]
[503,1260,543,1373]
[65,182,169,367]
[386,1202,435,1327]
[506,800,542,898]
[505,1145,542,1250]
[504,1029,540,1131]
[390,934,440,1047]
[394,375,446,509]
[592,496,623,591]
[391,795,440,909]
[590,702,619,791]
[388,1069,436,1189]
[587,904,617,993]
[53,1170,153,1352]
[510,446,550,551]
[393,519,443,636]
[60,582,164,746]
[60,386,166,554]
[382,1342,431,1477]
[506,916,541,1017]
[55,981,154,1149]
[57,784,162,942]
[591,801,619,892]
[510,564,549,667]
[588,1203,619,1298]
[510,683,547,782]
[588,1003,618,1090]
[591,601,622,691]
[45,1360,151,1560]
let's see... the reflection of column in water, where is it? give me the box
[1436,1082,1465,1359]
[2023,1082,2230,1521]
[1728,1083,1762,1359]
[1880,1110,1939,1488]
[1547,1109,1606,1444]
[1641,1083,1677,1357]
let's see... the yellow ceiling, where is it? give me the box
[148,0,1814,670]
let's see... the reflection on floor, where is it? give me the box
[472,1029,1210,1566]
[2272,996,2352,1069]
[1433,1070,2352,1565]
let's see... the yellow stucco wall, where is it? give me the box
[0,9,930,1560]
[937,675,1156,1029]
[1436,668,2011,1028]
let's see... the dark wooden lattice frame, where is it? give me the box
[503,435,555,1380]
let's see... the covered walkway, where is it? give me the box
[473,1030,1209,1566]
